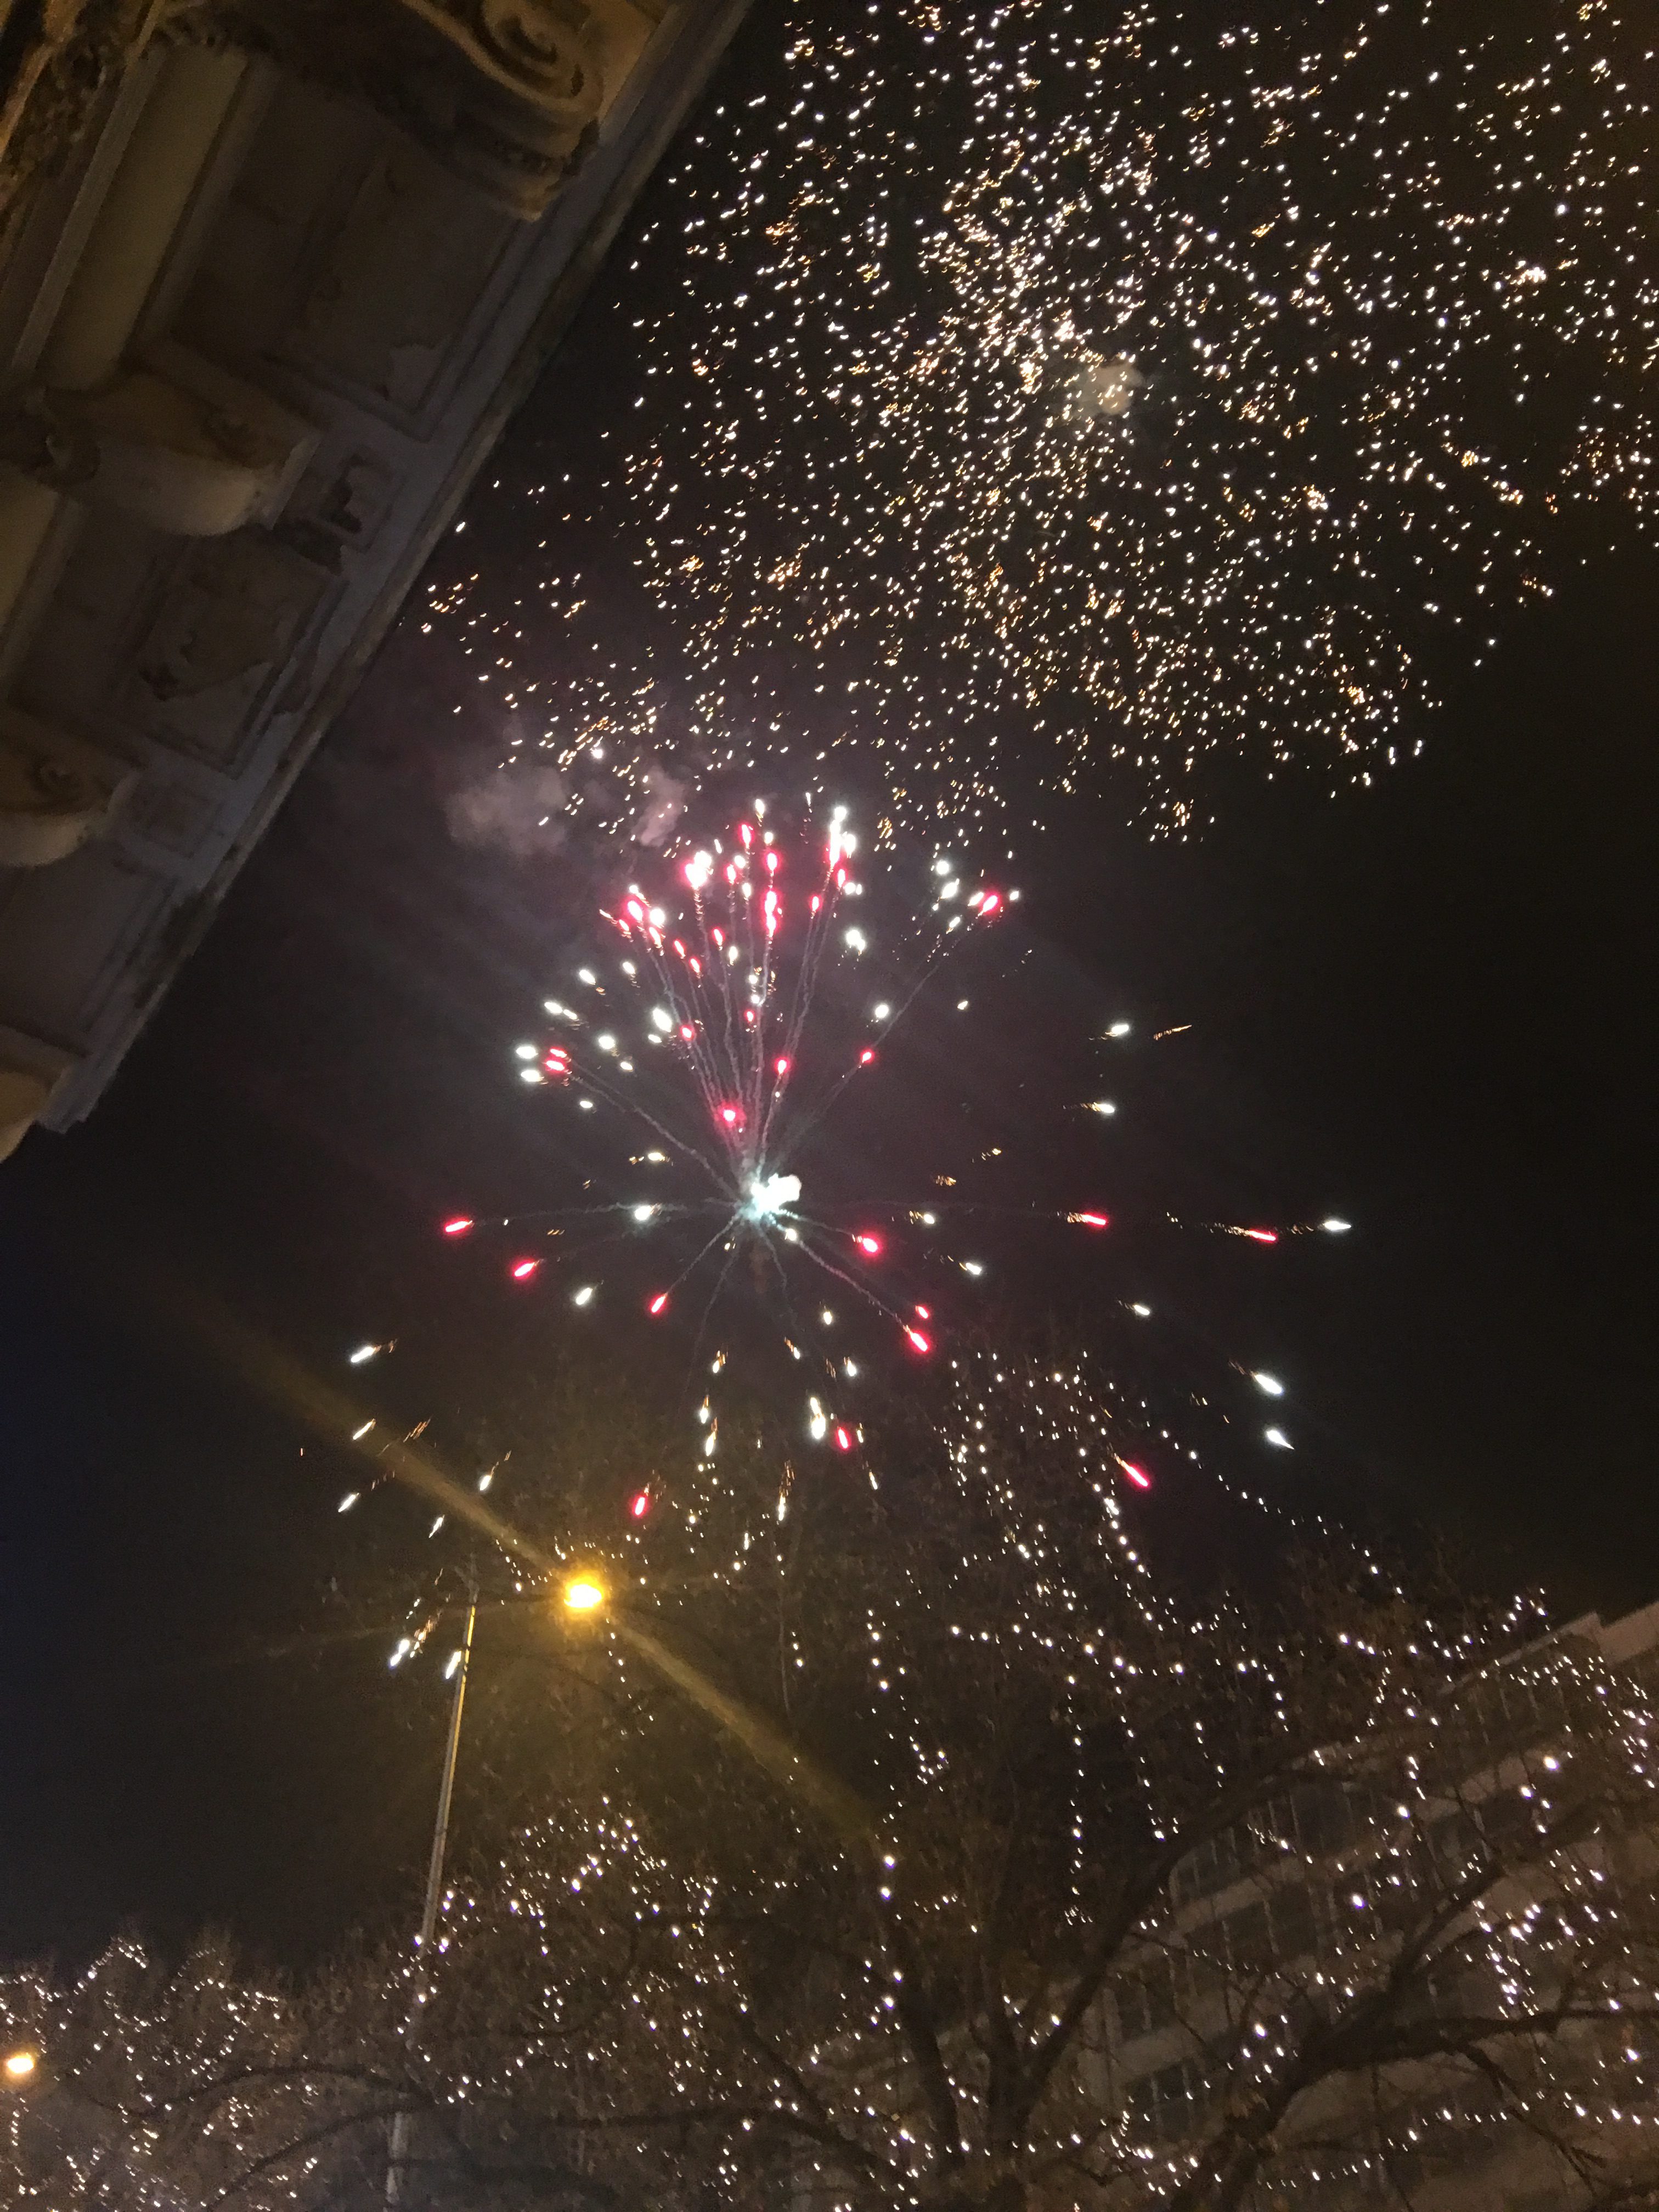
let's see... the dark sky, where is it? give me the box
[2,20,1656,1968]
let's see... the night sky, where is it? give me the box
[2,3,1656,1970]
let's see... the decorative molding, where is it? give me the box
[0,1,166,236]
[196,0,648,217]
[0,0,757,1135]
[0,0,657,240]
[0,338,318,534]
[0,702,136,867]
[119,526,333,768]
[282,134,519,422]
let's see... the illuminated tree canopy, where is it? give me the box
[8,1364,1659,2210]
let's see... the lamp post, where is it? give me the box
[385,1569,606,2204]
[383,1560,870,2204]
[385,1570,477,2208]
[414,1580,478,1968]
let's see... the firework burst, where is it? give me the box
[403,803,1354,1503]
[443,804,1039,1457]
[429,0,1658,838]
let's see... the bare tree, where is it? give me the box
[9,1350,1659,2212]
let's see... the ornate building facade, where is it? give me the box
[0,0,750,1155]
[1089,1599,1659,2210]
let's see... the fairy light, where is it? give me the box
[30,1341,1656,2212]
[15,5,1659,2198]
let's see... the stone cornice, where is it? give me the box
[0,0,666,228]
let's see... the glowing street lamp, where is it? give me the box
[3,2049,37,2083]
[388,1564,611,2201]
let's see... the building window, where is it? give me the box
[1480,1785,1543,1861]
[1268,1881,1319,1962]
[1172,1827,1246,1906]
[1290,1780,1353,1857]
[1116,1953,1183,2040]
[1222,1899,1271,1971]
[1128,2056,1207,2141]
[1427,1809,1481,1879]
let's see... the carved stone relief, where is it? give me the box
[121,528,330,768]
[0,0,661,259]
[274,444,397,571]
[290,139,516,418]
[0,0,161,234]
[0,341,318,535]
[200,0,620,217]
[117,774,221,859]
[0,704,136,867]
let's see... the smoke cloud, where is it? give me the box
[633,760,688,849]
[445,763,569,859]
[1069,353,1146,424]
